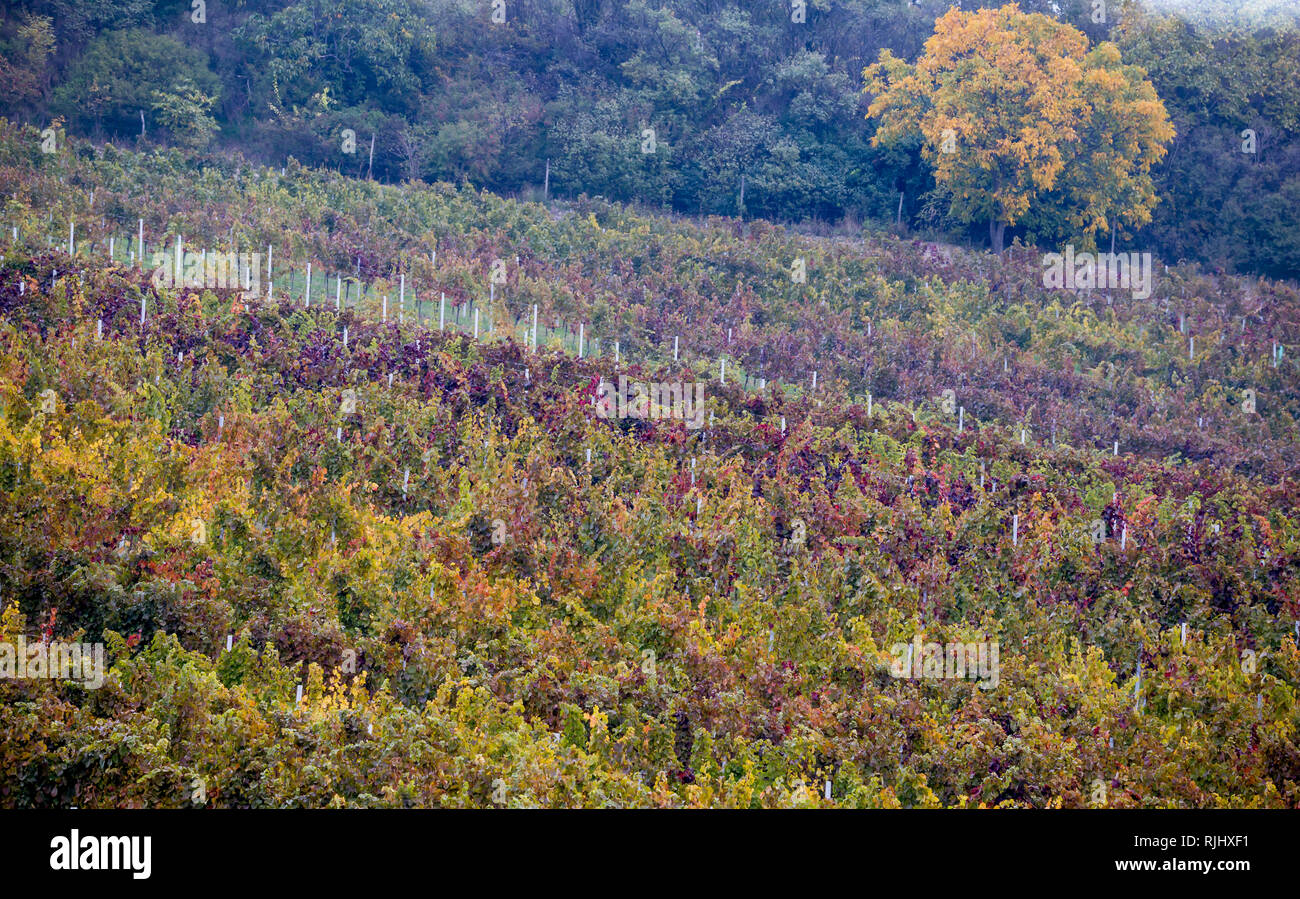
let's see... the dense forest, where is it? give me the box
[1,0,1298,277]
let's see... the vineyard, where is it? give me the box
[1,122,1298,808]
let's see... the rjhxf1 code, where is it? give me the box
[1201,835,1248,850]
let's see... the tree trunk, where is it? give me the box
[990,218,1006,255]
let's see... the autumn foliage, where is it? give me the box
[0,124,1297,808]
[864,3,1175,253]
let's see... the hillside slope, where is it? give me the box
[1,129,1298,807]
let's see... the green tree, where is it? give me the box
[1114,4,1300,277]
[234,0,437,119]
[50,29,218,140]
[0,14,55,115]
[151,77,219,150]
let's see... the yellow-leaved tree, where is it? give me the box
[863,3,1174,254]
